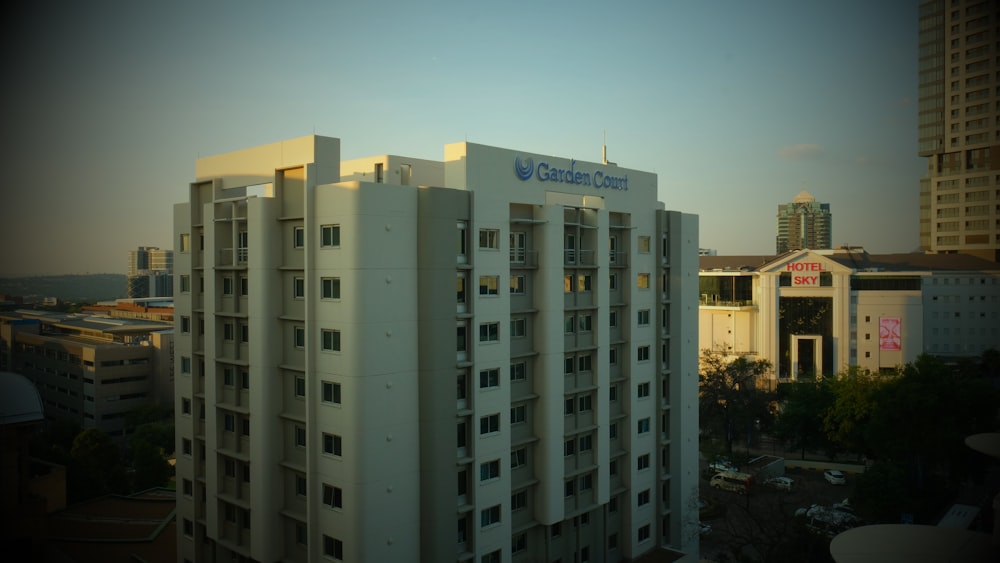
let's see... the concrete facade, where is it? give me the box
[173,135,701,563]
[699,248,1000,378]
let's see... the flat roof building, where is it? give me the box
[173,135,701,562]
[699,247,1000,378]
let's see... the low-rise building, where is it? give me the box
[699,248,1000,378]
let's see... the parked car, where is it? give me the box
[710,471,753,493]
[763,476,794,491]
[708,457,739,473]
[824,469,847,485]
[699,521,712,536]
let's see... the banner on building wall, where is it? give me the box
[879,317,901,351]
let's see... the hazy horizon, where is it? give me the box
[1,0,921,276]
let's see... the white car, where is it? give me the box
[764,476,794,491]
[824,470,847,485]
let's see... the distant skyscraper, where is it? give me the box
[127,246,173,298]
[775,190,832,253]
[918,0,1000,262]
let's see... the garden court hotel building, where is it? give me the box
[173,135,700,562]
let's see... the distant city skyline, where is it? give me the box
[1,0,920,275]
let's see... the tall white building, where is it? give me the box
[173,135,701,563]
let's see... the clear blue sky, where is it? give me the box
[1,0,920,276]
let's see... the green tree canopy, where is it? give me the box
[699,351,776,456]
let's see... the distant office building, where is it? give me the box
[173,135,701,563]
[0,309,174,436]
[775,190,832,254]
[127,247,173,298]
[699,247,1000,378]
[918,0,1000,262]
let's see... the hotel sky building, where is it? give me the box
[172,135,701,563]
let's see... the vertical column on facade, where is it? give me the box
[201,194,221,545]
[594,208,611,507]
[532,203,568,525]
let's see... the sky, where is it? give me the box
[0,0,921,276]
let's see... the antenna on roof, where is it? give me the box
[602,130,616,165]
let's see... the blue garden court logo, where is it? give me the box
[514,156,534,180]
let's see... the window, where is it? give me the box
[479,322,499,343]
[610,422,618,439]
[295,426,306,447]
[182,479,193,497]
[564,439,575,456]
[180,275,191,293]
[510,362,526,382]
[565,357,575,374]
[479,414,499,435]
[564,274,574,293]
[479,368,499,389]
[180,356,191,374]
[482,550,501,563]
[638,345,650,362]
[578,314,592,332]
[183,518,194,538]
[637,309,650,325]
[224,458,236,478]
[609,310,617,328]
[637,273,650,289]
[510,318,526,338]
[181,397,191,415]
[321,224,341,247]
[239,276,248,296]
[322,381,341,404]
[579,473,593,491]
[323,484,343,509]
[552,523,562,538]
[511,447,527,469]
[609,384,618,402]
[577,274,592,292]
[323,535,343,560]
[638,489,650,506]
[179,233,190,252]
[511,404,526,424]
[578,394,592,412]
[241,370,250,389]
[638,235,651,253]
[293,226,305,248]
[578,354,591,372]
[609,272,617,290]
[479,229,500,249]
[638,418,651,434]
[638,524,651,542]
[609,347,618,365]
[323,433,342,456]
[296,524,308,545]
[480,460,500,481]
[565,398,575,415]
[564,480,575,497]
[295,376,306,398]
[296,475,307,496]
[638,453,650,470]
[223,277,234,295]
[223,322,235,341]
[223,367,235,386]
[608,533,618,550]
[322,329,341,352]
[512,490,527,511]
[579,434,592,452]
[479,275,499,296]
[510,275,525,294]
[294,326,305,348]
[293,277,305,298]
[224,413,235,432]
[321,277,340,299]
[638,382,650,398]
[480,505,501,528]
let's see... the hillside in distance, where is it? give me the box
[0,274,127,303]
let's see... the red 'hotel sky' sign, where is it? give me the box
[787,261,822,287]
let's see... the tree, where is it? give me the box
[772,380,835,460]
[821,367,886,456]
[68,428,127,502]
[699,351,776,457]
